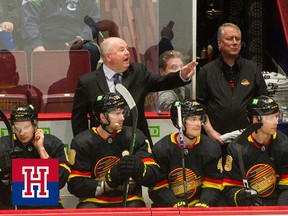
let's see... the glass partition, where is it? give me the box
[0,0,196,114]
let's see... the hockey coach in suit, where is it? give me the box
[72,37,198,142]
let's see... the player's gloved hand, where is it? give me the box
[194,202,209,208]
[234,188,263,206]
[105,162,127,189]
[173,201,187,208]
[0,152,12,179]
[118,155,145,180]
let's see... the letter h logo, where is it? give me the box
[12,159,59,207]
[22,166,49,198]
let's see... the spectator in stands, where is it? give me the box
[84,18,120,40]
[21,0,101,70]
[149,100,222,207]
[223,95,288,206]
[71,36,198,143]
[144,20,175,73]
[143,20,176,112]
[68,93,159,208]
[0,50,20,89]
[48,43,92,95]
[47,18,122,95]
[158,50,190,112]
[196,23,268,156]
[0,0,22,50]
[0,50,42,111]
[0,104,70,209]
[158,20,175,56]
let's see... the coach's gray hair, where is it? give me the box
[217,23,241,40]
[100,37,123,58]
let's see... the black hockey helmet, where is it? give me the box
[10,104,38,125]
[170,99,206,128]
[246,95,279,122]
[93,93,129,121]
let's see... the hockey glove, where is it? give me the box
[105,162,127,189]
[0,151,12,179]
[234,188,263,206]
[118,155,145,180]
[173,201,187,208]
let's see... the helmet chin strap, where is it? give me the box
[182,125,196,141]
[254,118,262,134]
[100,116,114,135]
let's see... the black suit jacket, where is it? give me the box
[72,63,190,141]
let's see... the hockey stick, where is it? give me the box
[235,123,263,190]
[0,110,17,209]
[116,84,138,154]
[0,110,15,155]
[176,102,188,204]
[235,122,264,206]
[0,110,23,157]
[220,129,243,144]
[115,84,138,207]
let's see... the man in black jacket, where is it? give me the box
[72,37,197,142]
[197,23,268,159]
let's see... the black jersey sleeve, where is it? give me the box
[222,185,242,206]
[200,188,222,206]
[0,180,11,206]
[149,186,180,207]
[45,135,71,189]
[278,189,288,205]
[222,140,245,206]
[198,136,223,206]
[67,136,99,198]
[68,175,99,198]
[274,132,288,205]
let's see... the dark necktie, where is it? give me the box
[229,68,236,89]
[113,73,122,94]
